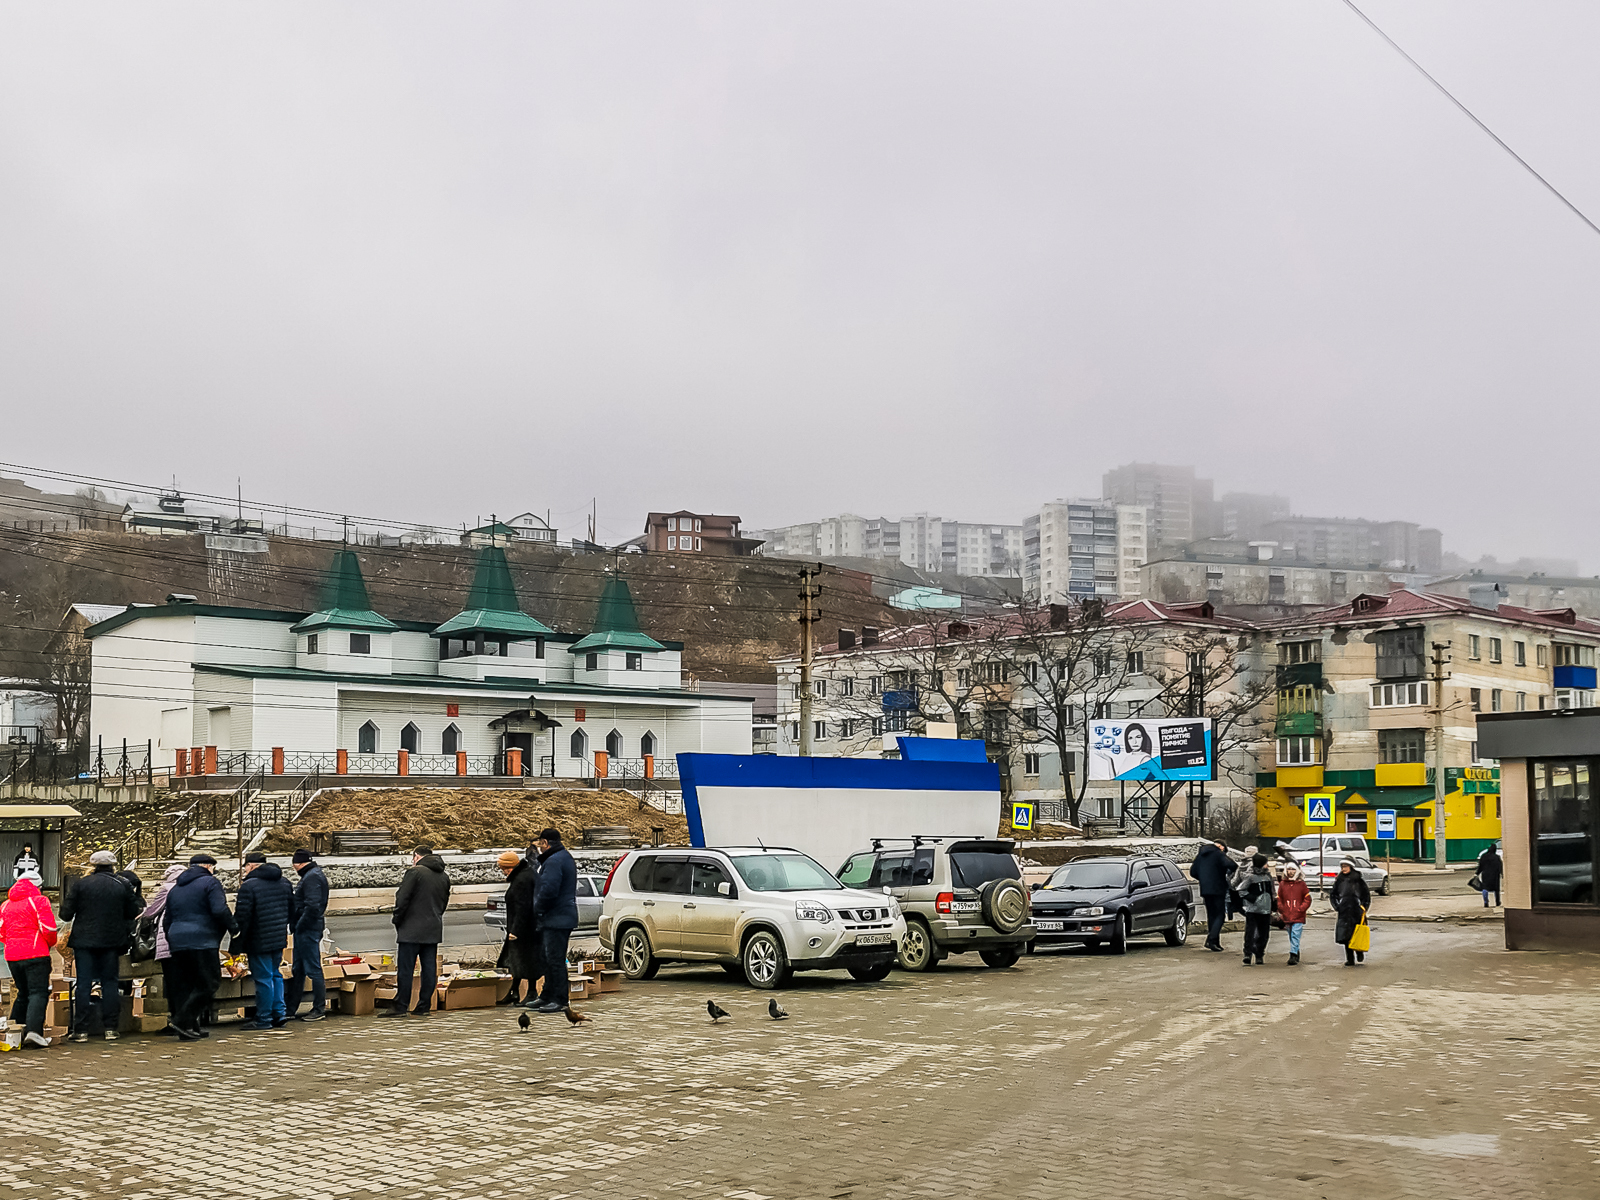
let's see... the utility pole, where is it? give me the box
[798,564,822,756]
[1431,640,1451,871]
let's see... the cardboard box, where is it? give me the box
[333,977,378,1016]
[599,970,623,994]
[360,952,396,970]
[440,980,498,1010]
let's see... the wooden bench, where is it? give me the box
[329,829,400,856]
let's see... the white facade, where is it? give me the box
[87,601,750,773]
[752,512,1022,577]
[1024,500,1148,603]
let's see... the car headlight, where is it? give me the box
[1078,906,1104,917]
[888,899,902,917]
[795,901,833,922]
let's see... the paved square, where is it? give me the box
[6,921,1596,1199]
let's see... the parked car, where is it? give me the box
[598,846,907,989]
[1300,855,1391,895]
[1027,855,1193,953]
[836,837,1034,971]
[483,873,605,932]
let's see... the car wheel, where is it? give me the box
[616,925,660,981]
[741,929,792,989]
[979,946,1021,969]
[1378,878,1390,897]
[1163,908,1189,947]
[1109,912,1129,955]
[847,961,893,982]
[897,919,939,972]
[979,878,1029,934]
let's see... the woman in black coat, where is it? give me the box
[1330,859,1371,966]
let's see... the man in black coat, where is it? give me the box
[382,846,451,1018]
[232,852,295,1029]
[495,851,543,1005]
[61,850,142,1041]
[287,849,330,1021]
[1476,843,1503,908]
[1189,840,1236,953]
[528,828,579,1014]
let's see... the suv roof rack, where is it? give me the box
[869,835,1003,850]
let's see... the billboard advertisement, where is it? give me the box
[1087,717,1215,782]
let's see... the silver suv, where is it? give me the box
[599,846,908,989]
[838,837,1033,971]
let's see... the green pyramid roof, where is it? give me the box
[432,546,554,638]
[569,575,665,653]
[290,550,398,634]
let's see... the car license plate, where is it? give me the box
[855,933,893,946]
[1033,920,1064,932]
[950,900,981,913]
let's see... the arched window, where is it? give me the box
[400,723,421,754]
[441,723,460,755]
[640,731,656,758]
[358,721,379,754]
[606,729,624,758]
[570,728,588,759]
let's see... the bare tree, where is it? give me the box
[42,613,93,743]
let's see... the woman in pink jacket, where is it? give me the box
[2,870,60,1047]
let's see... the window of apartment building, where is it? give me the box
[1554,644,1596,667]
[1022,661,1039,684]
[666,517,676,531]
[1370,681,1430,708]
[350,633,371,655]
[813,679,826,697]
[1126,651,1145,675]
[789,722,799,741]
[931,670,945,691]
[957,668,971,688]
[585,652,598,671]
[1098,797,1116,820]
[793,683,803,699]
[839,719,855,738]
[1489,637,1503,664]
[1186,650,1204,674]
[1024,751,1041,776]
[888,670,913,690]
[1537,644,1549,668]
[1516,691,1527,711]
[1279,640,1319,664]
[1378,728,1426,764]
[1470,688,1482,712]
[1281,684,1320,714]
[1375,627,1425,678]
[1491,689,1503,712]
[1473,796,1485,820]
[1094,651,1113,678]
[667,536,677,550]
[983,706,1008,742]
[1468,635,1480,660]
[814,721,827,741]
[870,717,883,737]
[1514,640,1527,667]
[1346,812,1369,833]
[982,662,1004,684]
[625,652,642,671]
[306,634,318,655]
[839,677,854,697]
[884,710,908,733]
[1022,707,1039,729]
[1277,736,1321,766]
[869,676,883,695]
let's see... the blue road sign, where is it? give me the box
[1375,809,1397,840]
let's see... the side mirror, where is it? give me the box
[1128,879,1147,891]
[1030,882,1042,891]
[716,881,731,897]
[882,885,893,895]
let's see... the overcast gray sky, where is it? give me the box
[2,2,1597,563]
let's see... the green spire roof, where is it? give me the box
[432,546,554,639]
[291,550,398,634]
[569,575,665,653]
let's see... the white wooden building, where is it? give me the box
[85,548,752,778]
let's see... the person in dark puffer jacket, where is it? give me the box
[287,850,330,1021]
[61,850,141,1042]
[232,852,295,1029]
[162,854,239,1040]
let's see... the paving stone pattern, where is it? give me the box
[5,920,1596,1199]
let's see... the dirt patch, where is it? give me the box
[259,787,690,853]
[62,792,173,868]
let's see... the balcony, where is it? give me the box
[1553,664,1598,691]
[1276,662,1322,688]
[1274,711,1322,738]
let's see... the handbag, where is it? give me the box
[1467,874,1483,891]
[129,916,159,962]
[1348,909,1371,953]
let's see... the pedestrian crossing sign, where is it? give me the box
[1011,801,1034,831]
[1304,792,1335,827]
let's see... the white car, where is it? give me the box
[598,846,908,989]
[1277,834,1372,868]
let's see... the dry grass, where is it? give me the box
[259,786,690,853]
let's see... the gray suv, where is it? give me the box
[838,837,1033,971]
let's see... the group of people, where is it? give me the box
[1189,839,1373,967]
[0,825,584,1048]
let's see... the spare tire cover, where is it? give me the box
[981,878,1028,933]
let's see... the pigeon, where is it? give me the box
[707,999,731,1023]
[565,1007,590,1026]
[518,1011,531,1033]
[768,999,788,1020]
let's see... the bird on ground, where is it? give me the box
[707,999,731,1023]
[565,1007,590,1026]
[768,999,788,1020]
[518,1011,531,1033]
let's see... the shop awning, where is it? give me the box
[0,805,82,819]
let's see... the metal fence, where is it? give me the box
[207,749,560,779]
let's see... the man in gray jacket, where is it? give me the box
[382,846,450,1018]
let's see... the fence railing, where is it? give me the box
[113,789,237,869]
[181,746,613,782]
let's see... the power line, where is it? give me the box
[1340,0,1600,241]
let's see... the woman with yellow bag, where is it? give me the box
[1331,859,1371,966]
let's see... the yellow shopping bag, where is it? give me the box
[1348,908,1371,953]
